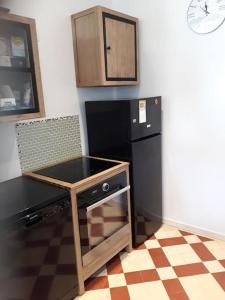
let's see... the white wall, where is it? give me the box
[0,0,116,182]
[112,0,225,238]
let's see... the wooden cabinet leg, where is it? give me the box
[125,234,133,253]
[70,191,85,296]
[126,244,132,253]
[78,280,85,296]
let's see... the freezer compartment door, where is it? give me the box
[131,134,162,245]
[130,97,161,141]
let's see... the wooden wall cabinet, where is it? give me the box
[0,12,45,121]
[71,6,139,87]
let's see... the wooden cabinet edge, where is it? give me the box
[76,80,139,88]
[135,19,140,84]
[82,224,129,267]
[71,6,97,20]
[71,14,81,87]
[99,6,138,22]
[0,12,35,23]
[0,111,45,122]
[71,6,137,22]
[29,19,46,119]
[71,9,103,87]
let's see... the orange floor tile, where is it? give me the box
[75,223,225,300]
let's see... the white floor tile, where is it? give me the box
[204,241,225,260]
[180,274,225,300]
[184,235,201,244]
[108,274,126,288]
[144,239,160,249]
[163,244,201,266]
[157,267,177,280]
[155,229,182,239]
[128,281,170,300]
[120,249,155,272]
[75,288,111,300]
[203,260,225,273]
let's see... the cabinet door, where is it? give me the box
[103,13,137,81]
[0,14,45,121]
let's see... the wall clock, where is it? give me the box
[187,0,225,33]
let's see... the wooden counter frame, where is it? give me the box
[25,156,132,296]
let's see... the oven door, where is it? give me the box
[78,185,130,257]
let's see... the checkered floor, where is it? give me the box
[75,223,225,300]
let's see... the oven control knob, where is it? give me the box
[102,183,110,192]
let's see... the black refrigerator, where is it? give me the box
[85,97,162,246]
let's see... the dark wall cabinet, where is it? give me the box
[0,13,45,121]
[71,6,139,87]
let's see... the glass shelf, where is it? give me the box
[0,66,31,73]
[0,70,37,115]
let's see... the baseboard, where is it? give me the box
[146,212,225,242]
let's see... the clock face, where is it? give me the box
[188,0,225,33]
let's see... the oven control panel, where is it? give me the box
[77,171,127,208]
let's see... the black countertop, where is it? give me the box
[0,176,69,224]
[34,157,119,184]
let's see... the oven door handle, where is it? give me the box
[86,185,130,212]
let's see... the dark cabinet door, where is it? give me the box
[131,134,162,245]
[102,12,137,81]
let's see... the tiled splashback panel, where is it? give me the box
[16,115,82,172]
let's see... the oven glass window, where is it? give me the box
[78,183,128,256]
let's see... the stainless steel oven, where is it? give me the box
[77,171,130,257]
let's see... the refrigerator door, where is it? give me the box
[130,97,161,141]
[131,134,162,246]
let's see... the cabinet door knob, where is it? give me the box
[106,46,111,50]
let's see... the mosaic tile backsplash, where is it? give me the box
[16,115,82,172]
